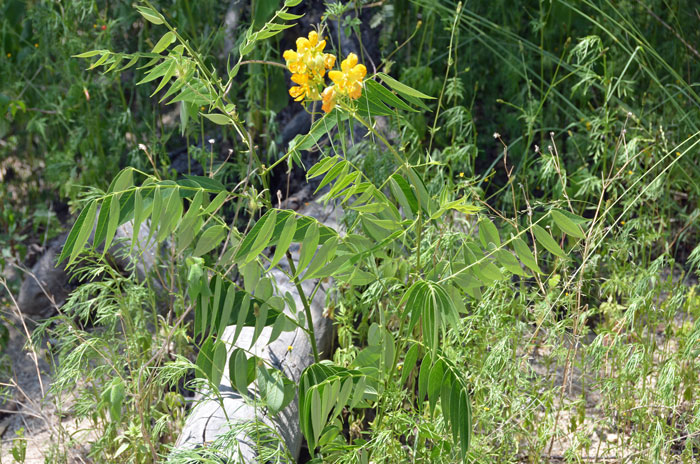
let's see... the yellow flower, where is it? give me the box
[283,30,333,76]
[289,73,321,101]
[321,85,338,113]
[459,172,464,178]
[328,53,366,100]
[324,53,336,70]
[283,49,304,74]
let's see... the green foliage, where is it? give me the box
[3,0,700,463]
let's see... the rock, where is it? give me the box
[17,219,159,320]
[16,234,71,319]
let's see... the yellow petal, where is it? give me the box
[288,62,305,74]
[296,37,310,52]
[328,70,344,85]
[324,54,336,69]
[348,82,363,100]
[349,64,367,81]
[291,73,309,85]
[289,86,305,101]
[317,39,327,51]
[322,86,337,112]
[341,53,358,72]
[283,49,298,62]
[308,31,318,46]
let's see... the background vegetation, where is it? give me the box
[1,0,699,462]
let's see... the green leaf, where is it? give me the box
[157,188,182,242]
[152,31,176,54]
[245,210,277,264]
[278,11,304,20]
[314,160,347,194]
[356,92,394,116]
[68,201,98,266]
[328,171,360,199]
[377,72,436,99]
[388,175,417,219]
[137,60,172,85]
[89,52,111,69]
[310,388,323,446]
[400,343,419,384]
[239,40,255,57]
[512,237,543,274]
[131,190,148,252]
[59,201,92,265]
[230,349,251,394]
[255,277,273,302]
[251,303,269,349]
[136,6,164,24]
[293,110,341,153]
[103,194,121,254]
[258,368,287,414]
[109,168,133,194]
[183,175,226,192]
[427,360,445,413]
[73,49,107,59]
[232,296,250,345]
[533,224,566,258]
[303,237,338,281]
[551,209,585,239]
[202,113,231,125]
[193,225,226,256]
[270,213,296,268]
[149,186,163,243]
[284,0,302,6]
[151,60,177,96]
[478,257,504,282]
[208,276,223,338]
[176,193,203,254]
[110,379,125,422]
[236,209,277,262]
[217,283,236,337]
[405,167,433,215]
[93,197,113,251]
[494,249,529,277]
[307,156,339,180]
[211,340,227,387]
[458,389,472,460]
[295,221,320,277]
[418,355,432,409]
[195,337,214,380]
[364,80,416,112]
[202,191,228,216]
[478,217,501,247]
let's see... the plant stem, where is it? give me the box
[286,250,320,363]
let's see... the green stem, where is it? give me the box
[286,250,320,363]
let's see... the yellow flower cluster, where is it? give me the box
[283,30,367,113]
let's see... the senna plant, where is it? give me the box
[63,1,588,461]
